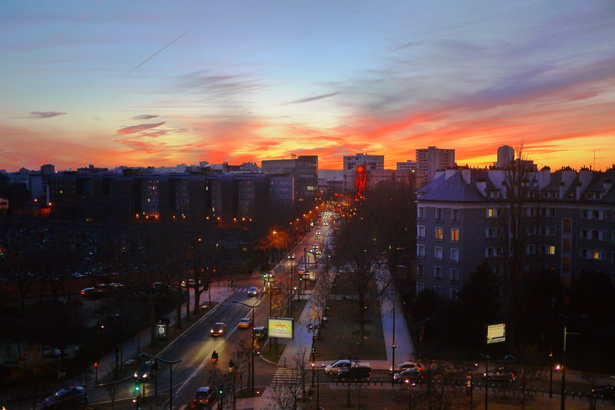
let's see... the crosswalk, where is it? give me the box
[271,367,302,386]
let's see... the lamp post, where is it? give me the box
[138,353,181,410]
[391,301,396,386]
[233,300,260,396]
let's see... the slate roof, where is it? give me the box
[417,171,485,202]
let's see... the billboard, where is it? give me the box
[486,323,506,344]
[268,317,294,340]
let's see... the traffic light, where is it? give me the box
[313,335,317,343]
[313,352,318,360]
[218,384,224,394]
[134,380,141,395]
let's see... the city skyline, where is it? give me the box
[1,1,614,172]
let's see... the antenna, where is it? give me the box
[586,150,604,170]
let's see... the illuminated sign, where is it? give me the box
[267,317,294,340]
[486,323,506,344]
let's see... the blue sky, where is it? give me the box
[1,0,614,171]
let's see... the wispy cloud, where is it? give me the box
[116,122,166,135]
[28,112,67,119]
[133,115,159,120]
[281,92,340,105]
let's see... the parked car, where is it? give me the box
[323,359,353,376]
[192,386,217,409]
[237,318,252,328]
[134,360,159,381]
[592,385,614,399]
[80,287,104,300]
[247,287,259,297]
[337,366,372,382]
[389,361,422,374]
[210,322,227,337]
[181,279,201,288]
[484,366,516,382]
[43,386,87,409]
[394,369,424,384]
[253,326,268,339]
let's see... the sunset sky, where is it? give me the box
[1,0,614,172]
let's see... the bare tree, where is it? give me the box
[330,216,391,347]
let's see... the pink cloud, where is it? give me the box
[116,122,166,135]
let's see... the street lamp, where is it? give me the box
[391,301,396,386]
[233,300,260,396]
[138,353,181,410]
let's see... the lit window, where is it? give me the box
[451,229,459,242]
[435,227,443,241]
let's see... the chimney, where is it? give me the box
[461,169,471,184]
[539,167,551,189]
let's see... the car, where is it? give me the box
[389,361,422,374]
[266,271,275,278]
[247,287,259,297]
[324,359,353,376]
[192,386,217,409]
[271,285,282,295]
[237,317,252,328]
[43,386,87,410]
[592,385,615,399]
[394,369,424,384]
[337,366,372,382]
[80,287,104,300]
[484,366,516,382]
[288,253,295,259]
[134,360,159,381]
[181,279,201,288]
[210,322,227,336]
[253,326,268,339]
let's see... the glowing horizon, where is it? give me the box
[1,1,614,172]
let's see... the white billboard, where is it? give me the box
[268,317,294,340]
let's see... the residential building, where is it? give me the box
[343,153,384,171]
[416,146,455,187]
[415,166,615,300]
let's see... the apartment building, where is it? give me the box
[416,146,455,187]
[415,166,615,299]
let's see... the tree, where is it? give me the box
[329,211,390,347]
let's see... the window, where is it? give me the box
[417,244,425,258]
[562,219,572,234]
[451,228,460,242]
[434,266,443,280]
[540,226,556,236]
[525,244,536,255]
[525,226,537,236]
[539,245,556,255]
[451,209,459,222]
[485,247,502,257]
[435,247,443,260]
[417,225,425,239]
[450,289,459,301]
[450,248,459,262]
[434,286,442,297]
[450,269,459,283]
[486,227,502,238]
[416,264,425,277]
[525,207,537,217]
[580,249,604,261]
[416,282,424,293]
[435,208,443,220]
[540,208,556,217]
[487,208,501,218]
[418,207,426,219]
[435,227,443,241]
[563,238,571,253]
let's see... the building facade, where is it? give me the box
[343,153,384,171]
[416,146,455,187]
[415,167,615,299]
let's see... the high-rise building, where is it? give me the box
[416,146,455,187]
[496,145,515,168]
[261,155,318,201]
[343,153,384,171]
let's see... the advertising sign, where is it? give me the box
[486,323,506,344]
[267,317,294,340]
[156,323,168,340]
